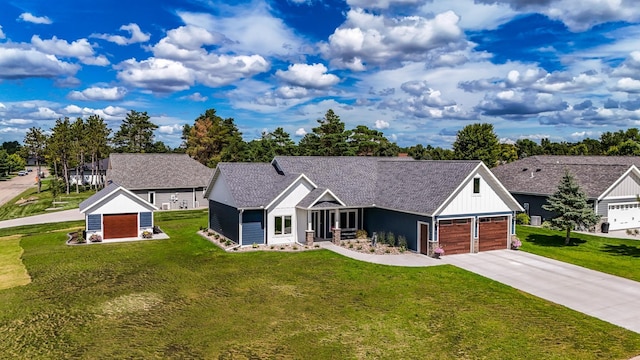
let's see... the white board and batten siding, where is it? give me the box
[266,178,314,245]
[91,192,152,215]
[439,174,513,216]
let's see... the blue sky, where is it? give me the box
[1,0,640,149]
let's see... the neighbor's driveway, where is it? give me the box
[0,170,39,207]
[443,250,640,334]
[0,209,84,229]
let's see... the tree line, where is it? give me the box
[16,107,640,195]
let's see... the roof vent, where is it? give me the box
[522,168,528,172]
[535,168,541,172]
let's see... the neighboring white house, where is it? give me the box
[106,153,214,210]
[79,182,158,241]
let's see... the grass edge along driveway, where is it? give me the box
[517,225,640,283]
[0,235,31,290]
[0,214,638,359]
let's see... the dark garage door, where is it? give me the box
[103,214,138,239]
[479,216,508,252]
[438,218,471,254]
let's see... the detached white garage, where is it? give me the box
[79,182,158,241]
[608,203,640,231]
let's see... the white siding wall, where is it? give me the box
[440,173,512,216]
[266,180,314,244]
[208,174,237,207]
[296,208,308,244]
[604,172,640,199]
[91,192,151,215]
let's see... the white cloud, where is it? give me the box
[0,119,33,125]
[0,25,5,39]
[68,86,127,101]
[613,78,640,93]
[31,35,94,57]
[115,57,195,92]
[18,13,52,25]
[29,106,61,119]
[91,23,150,45]
[178,2,307,58]
[158,124,183,134]
[180,92,208,102]
[321,9,465,70]
[374,119,390,129]
[276,63,339,89]
[478,0,640,31]
[347,0,423,9]
[295,128,307,136]
[275,86,309,99]
[63,104,127,120]
[0,47,79,79]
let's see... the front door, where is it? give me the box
[312,211,327,239]
[419,223,429,255]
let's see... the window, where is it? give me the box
[148,191,155,205]
[275,215,292,235]
[473,178,480,194]
[339,210,358,229]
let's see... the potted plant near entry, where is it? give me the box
[433,246,445,259]
[511,238,522,250]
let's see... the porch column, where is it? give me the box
[306,211,314,246]
[332,209,341,244]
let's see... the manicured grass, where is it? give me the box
[0,180,95,221]
[0,235,31,290]
[517,225,640,282]
[0,213,638,359]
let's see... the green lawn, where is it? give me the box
[0,212,639,359]
[517,225,640,282]
[0,235,31,290]
[0,180,95,221]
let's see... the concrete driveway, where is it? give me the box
[0,169,40,207]
[443,250,640,334]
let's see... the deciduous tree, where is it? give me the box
[452,123,500,167]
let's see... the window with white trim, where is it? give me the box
[473,178,480,194]
[275,215,292,235]
[148,191,155,205]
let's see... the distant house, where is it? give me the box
[205,156,523,255]
[79,182,158,241]
[69,158,108,186]
[106,153,214,210]
[492,156,640,231]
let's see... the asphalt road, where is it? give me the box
[0,168,41,207]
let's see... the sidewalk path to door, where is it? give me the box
[0,209,84,229]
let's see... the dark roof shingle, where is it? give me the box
[107,153,214,190]
[492,156,637,198]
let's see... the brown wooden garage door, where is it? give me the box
[438,218,471,254]
[103,214,138,239]
[479,216,508,251]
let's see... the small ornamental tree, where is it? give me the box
[542,170,599,245]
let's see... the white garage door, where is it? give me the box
[608,203,640,230]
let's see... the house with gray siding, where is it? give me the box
[492,156,640,231]
[107,153,214,210]
[205,156,523,255]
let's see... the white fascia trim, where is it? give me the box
[597,165,640,201]
[81,186,158,214]
[303,188,347,209]
[265,173,317,210]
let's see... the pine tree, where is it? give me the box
[542,170,599,245]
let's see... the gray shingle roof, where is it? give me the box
[375,160,481,214]
[107,153,214,190]
[492,156,638,198]
[216,163,300,208]
[79,182,120,212]
[215,156,487,215]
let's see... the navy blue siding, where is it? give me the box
[87,214,101,231]
[209,200,239,243]
[139,212,153,228]
[513,194,555,221]
[241,210,265,246]
[363,208,432,251]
